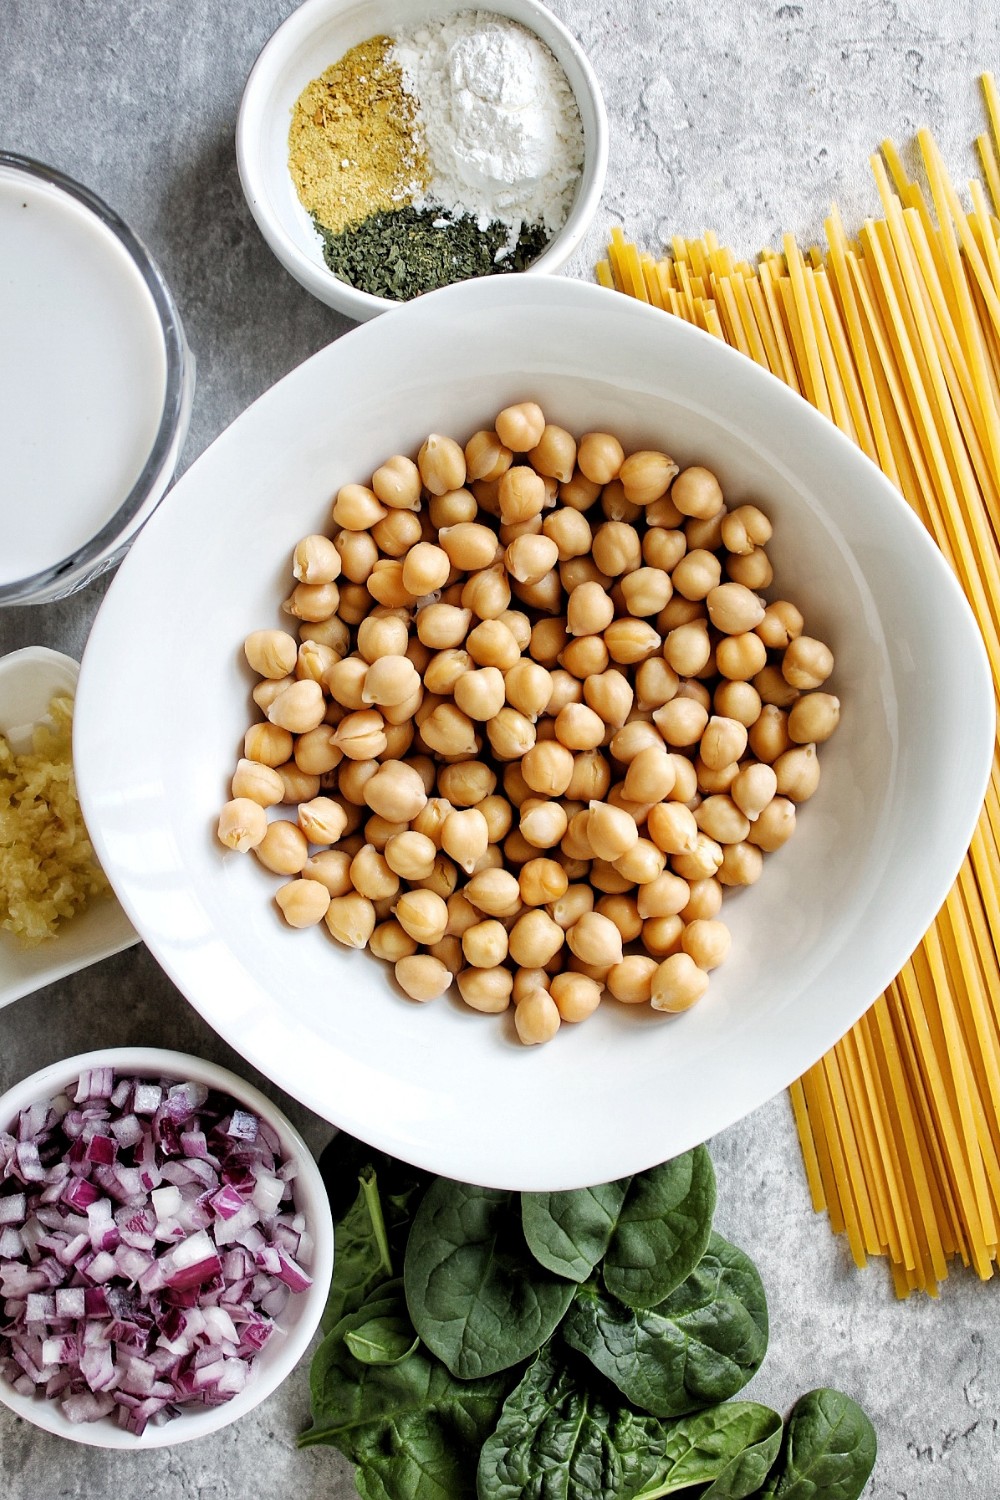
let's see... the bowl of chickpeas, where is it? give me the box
[74,273,992,1190]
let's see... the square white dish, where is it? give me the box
[0,647,138,1007]
[72,276,993,1190]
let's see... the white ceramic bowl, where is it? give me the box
[236,0,608,320]
[0,1047,334,1448]
[74,275,993,1191]
[0,648,138,1008]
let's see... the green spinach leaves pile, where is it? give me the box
[301,1137,876,1500]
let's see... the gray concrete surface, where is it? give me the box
[2,1,999,1495]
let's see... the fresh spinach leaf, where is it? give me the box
[756,1388,877,1500]
[404,1179,576,1379]
[342,1279,420,1366]
[563,1232,768,1417]
[632,1401,783,1498]
[302,1287,510,1500]
[476,1340,674,1500]
[603,1147,716,1310]
[521,1179,632,1282]
[322,1165,394,1334]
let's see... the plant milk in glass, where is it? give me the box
[0,165,167,588]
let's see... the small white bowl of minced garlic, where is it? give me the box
[237,0,608,320]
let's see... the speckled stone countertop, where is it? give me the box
[1,2,998,1495]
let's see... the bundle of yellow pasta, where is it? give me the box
[597,75,1000,1296]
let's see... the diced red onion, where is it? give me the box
[0,1069,313,1433]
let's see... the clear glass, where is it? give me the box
[0,153,194,605]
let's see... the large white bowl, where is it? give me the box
[236,0,608,319]
[0,1048,333,1448]
[74,275,993,1191]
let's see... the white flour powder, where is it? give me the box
[390,11,584,253]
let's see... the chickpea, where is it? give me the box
[441,808,490,874]
[653,697,709,747]
[370,920,419,962]
[543,506,593,560]
[495,401,546,452]
[529,616,569,666]
[467,618,520,669]
[548,971,601,1022]
[714,679,762,726]
[619,449,679,505]
[462,919,509,969]
[553,702,605,751]
[788,692,840,744]
[349,844,399,901]
[643,527,687,573]
[563,748,610,802]
[672,832,725,882]
[658,595,705,630]
[717,841,764,886]
[580,801,635,862]
[757,600,805,650]
[716,631,768,682]
[727,547,773,590]
[514,989,561,1044]
[416,602,472,649]
[604,619,662,665]
[244,629,298,679]
[438,760,496,807]
[462,564,511,620]
[592,521,642,577]
[548,883,595,929]
[560,469,603,512]
[231,758,284,808]
[519,858,569,907]
[581,669,633,729]
[337,581,374,625]
[753,665,800,709]
[389,954,451,1003]
[368,558,419,609]
[272,877,330,929]
[607,954,659,1004]
[594,893,641,943]
[296,640,339,687]
[263,679,324,735]
[647,801,699,855]
[292,534,342,587]
[217,797,268,852]
[300,614,351,655]
[481,793,513,843]
[420,703,480,757]
[336,759,380,806]
[433,489,480,529]
[297,796,349,845]
[504,534,558,588]
[613,838,666,886]
[437,522,497,573]
[650,951,710,1012]
[721,504,772,554]
[567,911,624,968]
[487,706,536,760]
[394,888,449,945]
[566,580,614,636]
[509,909,566,967]
[335,529,379,584]
[398,542,448,597]
[561,556,610,592]
[424,647,472,696]
[680,877,723,922]
[283,578,341,623]
[360,655,420,710]
[609,720,663,764]
[465,867,523,917]
[641,914,684,958]
[465,428,513,482]
[620,745,674,804]
[364,813,408,851]
[363,760,428,821]
[381,831,434,882]
[748,796,796,851]
[498,464,547,525]
[700,716,749,772]
[773,743,821,802]
[505,659,554,719]
[372,508,423,558]
[415,433,465,495]
[706,582,764,636]
[671,465,724,519]
[254,819,308,874]
[503,762,533,807]
[577,431,624,484]
[621,567,672,617]
[516,741,572,798]
[519,801,569,849]
[333,483,386,531]
[782,635,834,689]
[748,704,791,763]
[332,709,387,761]
[681,918,731,970]
[452,666,505,722]
[636,871,690,920]
[589,857,633,896]
[528,424,576,482]
[695,795,751,845]
[458,966,514,1013]
[445,892,481,938]
[731,762,777,821]
[368,453,419,511]
[326,656,370,709]
[672,548,722,601]
[303,849,354,898]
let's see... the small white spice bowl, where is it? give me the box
[0,1047,334,1448]
[0,648,138,1010]
[236,0,608,320]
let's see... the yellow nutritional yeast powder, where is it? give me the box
[288,35,428,236]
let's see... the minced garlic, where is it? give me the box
[0,695,109,944]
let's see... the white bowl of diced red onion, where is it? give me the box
[0,1048,333,1447]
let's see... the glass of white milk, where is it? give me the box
[0,154,194,604]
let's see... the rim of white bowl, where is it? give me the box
[236,0,609,318]
[0,1047,334,1449]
